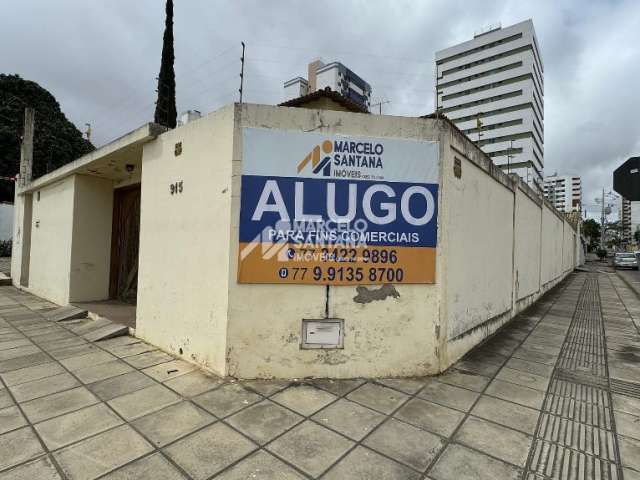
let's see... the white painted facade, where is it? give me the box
[11,124,161,304]
[436,20,544,190]
[11,104,579,380]
[543,174,582,213]
[283,77,309,101]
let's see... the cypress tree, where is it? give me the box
[154,0,177,128]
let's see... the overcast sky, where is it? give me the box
[2,0,639,217]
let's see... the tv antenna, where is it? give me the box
[371,99,391,115]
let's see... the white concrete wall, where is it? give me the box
[576,224,585,265]
[562,221,576,274]
[226,104,442,379]
[440,140,514,341]
[69,175,114,302]
[136,105,235,376]
[541,204,564,287]
[438,126,577,369]
[514,186,542,302]
[28,177,75,305]
[14,175,116,304]
[10,104,579,380]
[134,106,577,379]
[11,192,31,286]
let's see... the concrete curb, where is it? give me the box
[615,269,640,300]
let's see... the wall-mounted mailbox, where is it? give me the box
[301,319,344,349]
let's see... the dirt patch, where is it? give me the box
[353,284,400,304]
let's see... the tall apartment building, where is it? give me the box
[619,197,632,243]
[435,20,544,189]
[284,60,372,111]
[543,175,582,213]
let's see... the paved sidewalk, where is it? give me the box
[0,270,639,479]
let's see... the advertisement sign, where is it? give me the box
[238,128,440,285]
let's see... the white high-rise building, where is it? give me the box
[619,197,632,243]
[435,20,544,189]
[543,175,582,213]
[284,60,372,111]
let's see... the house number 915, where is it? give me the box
[170,181,183,195]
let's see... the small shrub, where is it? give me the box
[0,240,11,257]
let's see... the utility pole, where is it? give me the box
[239,41,245,104]
[506,139,514,174]
[600,188,605,248]
[84,123,92,142]
[371,99,391,115]
[19,107,35,188]
[476,113,483,143]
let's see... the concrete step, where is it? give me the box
[83,323,129,342]
[62,315,129,342]
[69,317,113,335]
[62,310,129,342]
[0,273,11,286]
[45,305,88,323]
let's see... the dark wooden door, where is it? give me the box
[109,185,141,303]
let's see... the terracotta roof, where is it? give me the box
[279,87,368,113]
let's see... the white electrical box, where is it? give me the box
[301,319,344,349]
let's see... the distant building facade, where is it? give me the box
[178,110,202,126]
[435,20,544,189]
[619,197,632,243]
[283,77,309,100]
[543,175,582,213]
[284,60,372,111]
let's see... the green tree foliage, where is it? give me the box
[0,74,94,202]
[582,218,601,242]
[154,0,177,128]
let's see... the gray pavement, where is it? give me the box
[0,269,639,479]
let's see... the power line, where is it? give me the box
[246,56,430,81]
[84,39,445,144]
[175,44,237,77]
[371,99,391,114]
[86,46,241,130]
[255,43,430,66]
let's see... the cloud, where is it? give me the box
[1,0,638,214]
